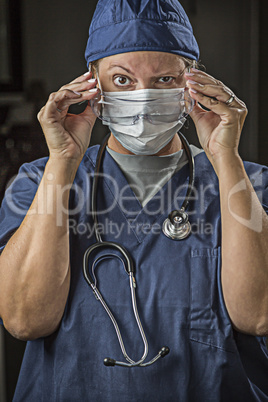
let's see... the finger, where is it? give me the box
[57,78,98,110]
[37,90,80,123]
[58,88,101,112]
[67,71,92,85]
[79,98,98,124]
[189,89,247,124]
[187,68,229,86]
[186,78,246,109]
[186,80,241,107]
[185,68,218,85]
[60,77,97,93]
[38,75,98,121]
[185,70,246,109]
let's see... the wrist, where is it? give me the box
[210,151,244,179]
[45,156,80,184]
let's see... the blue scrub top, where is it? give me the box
[0,145,268,401]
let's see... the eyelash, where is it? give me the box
[113,75,176,87]
[113,76,132,86]
[158,77,174,84]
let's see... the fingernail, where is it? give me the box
[187,80,198,85]
[89,88,98,93]
[83,71,91,76]
[185,72,195,76]
[191,68,200,72]
[88,79,97,83]
[187,80,204,87]
[189,88,198,94]
[72,90,81,95]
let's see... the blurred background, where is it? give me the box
[0,0,267,400]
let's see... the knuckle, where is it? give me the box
[37,107,44,121]
[241,108,248,118]
[241,101,248,111]
[208,97,219,106]
[233,108,246,120]
[59,85,71,92]
[240,103,248,114]
[48,92,57,101]
[221,87,229,96]
[233,109,240,117]
[60,89,72,99]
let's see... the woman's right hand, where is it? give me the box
[38,72,99,166]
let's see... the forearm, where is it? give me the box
[215,153,268,335]
[0,158,78,340]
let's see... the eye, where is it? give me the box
[113,76,132,87]
[158,76,174,84]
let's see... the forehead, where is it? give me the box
[98,51,186,74]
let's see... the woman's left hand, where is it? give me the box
[185,69,248,170]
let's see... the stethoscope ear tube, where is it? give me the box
[83,239,151,367]
[83,240,135,277]
[83,234,170,367]
[103,346,170,367]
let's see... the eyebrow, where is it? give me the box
[107,64,185,76]
[107,65,135,75]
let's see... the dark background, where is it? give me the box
[0,0,267,401]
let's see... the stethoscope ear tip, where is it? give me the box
[160,346,170,358]
[103,358,116,366]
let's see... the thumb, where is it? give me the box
[189,102,205,126]
[81,102,98,127]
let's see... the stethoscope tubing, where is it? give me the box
[83,242,149,366]
[83,131,195,367]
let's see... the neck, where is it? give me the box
[107,133,182,156]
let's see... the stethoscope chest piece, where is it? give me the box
[162,209,191,240]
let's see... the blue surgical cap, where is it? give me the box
[85,0,200,66]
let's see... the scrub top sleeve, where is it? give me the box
[257,166,268,214]
[0,159,47,253]
[247,164,268,215]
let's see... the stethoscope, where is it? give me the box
[83,132,195,367]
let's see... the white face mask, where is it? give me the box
[98,88,192,155]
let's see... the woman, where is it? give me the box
[0,0,267,400]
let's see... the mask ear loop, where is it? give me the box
[79,64,101,108]
[95,71,103,94]
[185,64,196,112]
[192,60,198,70]
[94,70,105,119]
[77,64,93,107]
[90,62,102,91]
